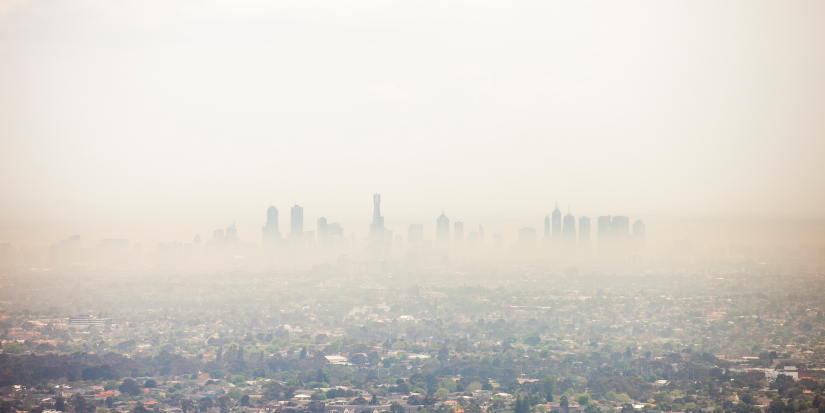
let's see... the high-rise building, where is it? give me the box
[612,216,630,259]
[436,210,450,247]
[578,216,591,257]
[326,223,343,240]
[612,216,630,239]
[370,194,384,240]
[454,221,464,245]
[633,220,646,249]
[408,224,424,247]
[226,222,238,245]
[552,202,562,241]
[597,215,612,258]
[290,205,304,239]
[562,207,576,255]
[544,215,551,238]
[518,227,537,250]
[262,206,281,246]
[317,217,328,242]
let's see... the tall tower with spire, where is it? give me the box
[551,201,562,241]
[370,194,386,255]
[370,194,384,237]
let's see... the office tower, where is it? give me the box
[612,216,630,259]
[408,224,424,247]
[544,215,551,238]
[562,207,576,255]
[326,223,343,241]
[552,202,562,241]
[597,215,612,258]
[225,222,238,245]
[290,205,304,239]
[370,194,385,241]
[193,234,201,264]
[578,216,591,257]
[436,210,450,247]
[262,206,281,246]
[479,225,484,245]
[454,221,464,245]
[467,231,478,248]
[612,216,630,239]
[317,217,328,243]
[518,227,537,250]
[493,233,503,249]
[633,220,646,249]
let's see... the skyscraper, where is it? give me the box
[597,215,612,258]
[225,222,238,245]
[544,215,551,238]
[317,217,328,243]
[370,194,384,239]
[633,220,646,249]
[552,202,562,241]
[562,207,576,255]
[454,221,464,245]
[408,224,424,247]
[290,204,304,239]
[262,206,280,246]
[612,216,630,259]
[578,216,591,257]
[518,227,537,250]
[436,210,450,248]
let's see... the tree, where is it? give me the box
[620,404,634,413]
[300,347,308,360]
[514,396,529,413]
[217,396,230,413]
[197,397,213,413]
[369,395,379,405]
[353,397,368,405]
[584,402,600,413]
[541,375,556,402]
[144,379,157,388]
[350,353,368,366]
[119,379,142,396]
[73,394,91,413]
[390,402,405,413]
[181,399,194,413]
[560,395,569,409]
[768,398,786,413]
[240,395,250,407]
[308,401,325,413]
[54,396,65,412]
[578,394,591,406]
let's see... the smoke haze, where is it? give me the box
[1,0,824,253]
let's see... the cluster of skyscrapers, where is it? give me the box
[255,194,645,262]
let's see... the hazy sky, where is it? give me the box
[1,1,824,247]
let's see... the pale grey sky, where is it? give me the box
[1,1,823,247]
